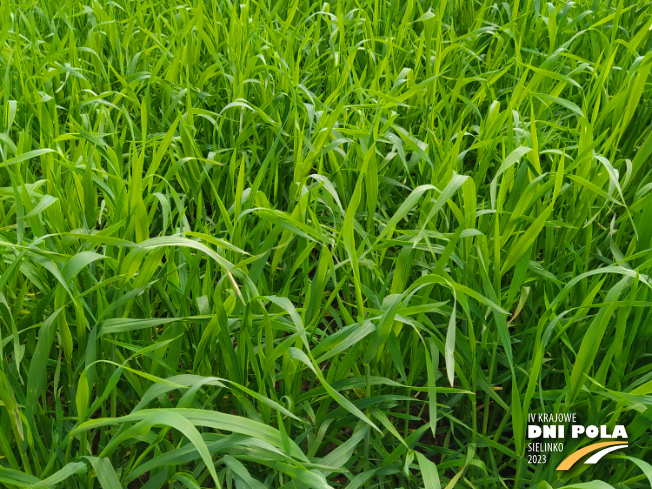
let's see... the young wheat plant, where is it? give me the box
[0,0,651,488]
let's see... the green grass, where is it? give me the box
[1,0,652,487]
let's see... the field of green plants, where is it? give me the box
[0,0,651,487]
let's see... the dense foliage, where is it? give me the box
[0,0,651,488]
